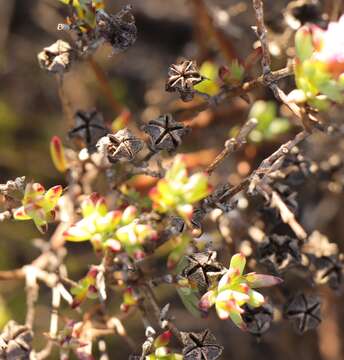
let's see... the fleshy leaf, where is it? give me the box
[44,185,63,211]
[121,205,137,225]
[63,226,91,242]
[13,206,31,220]
[154,331,172,348]
[245,272,283,288]
[248,289,265,307]
[229,253,246,275]
[23,183,45,205]
[228,308,246,330]
[295,26,315,62]
[199,290,216,311]
[50,136,68,173]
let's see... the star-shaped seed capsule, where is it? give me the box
[143,114,189,152]
[181,330,223,360]
[284,293,321,333]
[183,252,224,294]
[69,110,108,150]
[166,60,204,102]
[105,129,144,163]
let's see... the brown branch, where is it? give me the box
[56,74,74,127]
[192,129,310,235]
[25,266,39,328]
[88,57,123,115]
[206,117,258,174]
[258,183,307,240]
[0,250,60,282]
[251,0,314,130]
[253,131,308,174]
[106,317,136,351]
[140,285,183,345]
[0,267,24,280]
[252,0,271,75]
[35,286,62,359]
[172,66,294,121]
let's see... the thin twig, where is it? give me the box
[88,57,123,115]
[192,130,310,235]
[258,183,307,240]
[251,0,313,129]
[106,317,136,351]
[206,117,258,174]
[252,0,271,76]
[172,66,293,121]
[140,284,183,344]
[56,74,74,127]
[24,266,39,328]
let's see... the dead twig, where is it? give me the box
[192,130,310,235]
[88,57,123,115]
[206,117,258,174]
[172,66,294,121]
[258,183,307,240]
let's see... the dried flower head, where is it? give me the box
[0,321,33,360]
[183,252,224,294]
[69,110,108,150]
[95,6,137,53]
[143,114,190,152]
[285,0,323,29]
[260,183,298,224]
[302,230,338,258]
[199,253,282,330]
[97,129,143,163]
[313,255,343,290]
[242,303,274,336]
[284,294,321,333]
[0,177,25,197]
[181,329,223,360]
[166,60,204,102]
[38,40,73,74]
[258,234,301,271]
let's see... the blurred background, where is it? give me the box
[1,0,344,359]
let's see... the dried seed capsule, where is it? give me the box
[181,329,223,360]
[285,0,323,29]
[143,113,189,152]
[95,6,137,53]
[260,183,298,224]
[258,234,301,271]
[284,293,321,333]
[69,110,108,151]
[302,230,338,258]
[166,60,204,102]
[314,255,343,290]
[37,40,73,74]
[242,303,274,336]
[182,252,224,294]
[0,321,33,360]
[98,129,143,163]
[170,216,186,234]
